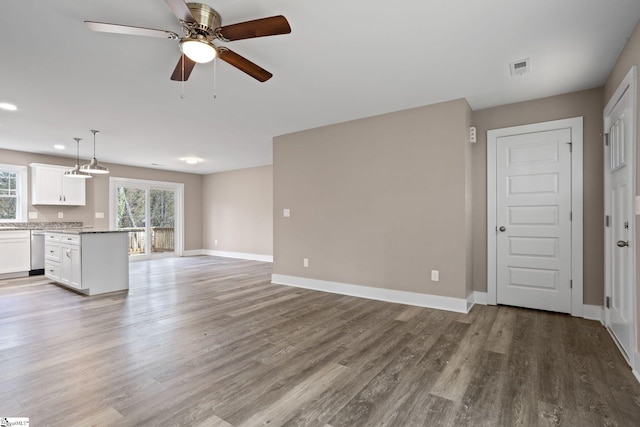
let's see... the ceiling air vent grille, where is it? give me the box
[509,58,530,76]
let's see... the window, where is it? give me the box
[0,164,27,222]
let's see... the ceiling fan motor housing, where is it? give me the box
[185,3,221,40]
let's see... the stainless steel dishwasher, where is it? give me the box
[30,230,45,275]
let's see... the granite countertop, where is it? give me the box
[0,222,126,234]
[43,229,127,235]
[0,221,83,231]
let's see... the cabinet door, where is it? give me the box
[31,164,86,205]
[0,232,30,274]
[62,175,86,206]
[32,165,63,205]
[61,245,82,289]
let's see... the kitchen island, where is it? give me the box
[45,230,129,295]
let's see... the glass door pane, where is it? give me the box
[150,189,175,254]
[116,187,147,256]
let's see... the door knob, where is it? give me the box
[499,226,506,232]
[617,240,629,247]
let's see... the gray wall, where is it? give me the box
[274,99,473,299]
[471,88,605,305]
[202,165,273,255]
[0,148,204,250]
[604,19,640,354]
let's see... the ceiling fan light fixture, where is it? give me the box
[81,130,110,174]
[180,38,217,63]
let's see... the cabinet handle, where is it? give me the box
[63,195,66,201]
[65,249,71,258]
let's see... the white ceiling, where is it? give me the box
[1,0,639,174]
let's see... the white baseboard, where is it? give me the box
[271,274,469,313]
[473,291,488,305]
[203,249,273,263]
[583,304,604,323]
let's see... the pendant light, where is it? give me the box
[81,130,109,174]
[65,138,92,179]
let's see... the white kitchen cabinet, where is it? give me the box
[30,163,86,205]
[45,231,128,295]
[0,230,30,276]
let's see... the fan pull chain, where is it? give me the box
[180,54,185,99]
[213,57,217,99]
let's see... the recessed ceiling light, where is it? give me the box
[181,157,202,165]
[0,103,17,111]
[54,144,65,150]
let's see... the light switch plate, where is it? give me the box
[283,208,291,218]
[28,211,38,219]
[58,212,64,219]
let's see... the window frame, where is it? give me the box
[0,164,28,223]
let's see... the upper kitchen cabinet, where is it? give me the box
[30,163,86,205]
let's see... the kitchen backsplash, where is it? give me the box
[0,222,83,229]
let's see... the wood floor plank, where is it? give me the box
[1,255,639,426]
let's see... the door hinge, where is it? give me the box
[570,211,573,221]
[570,279,573,289]
[606,296,611,309]
[567,142,572,152]
[604,133,609,146]
[606,215,610,227]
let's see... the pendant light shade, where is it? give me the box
[65,138,92,179]
[81,130,109,174]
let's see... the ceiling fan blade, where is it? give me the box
[85,21,178,39]
[215,15,291,42]
[218,48,272,82]
[164,0,196,23]
[170,54,197,81]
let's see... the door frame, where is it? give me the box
[487,117,584,316]
[108,176,185,259]
[603,65,637,368]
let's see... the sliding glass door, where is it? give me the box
[110,178,183,259]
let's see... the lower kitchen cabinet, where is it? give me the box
[0,230,30,276]
[45,231,128,295]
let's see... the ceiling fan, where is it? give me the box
[85,0,291,82]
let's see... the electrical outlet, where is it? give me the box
[431,270,439,282]
[58,212,64,219]
[283,208,291,218]
[214,239,218,245]
[95,212,104,219]
[28,211,38,219]
[303,258,309,268]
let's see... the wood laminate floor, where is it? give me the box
[1,256,640,426]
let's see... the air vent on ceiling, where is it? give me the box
[509,58,530,76]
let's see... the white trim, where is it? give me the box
[466,292,475,312]
[271,274,469,313]
[109,176,185,257]
[204,249,273,263]
[603,65,638,373]
[487,117,584,316]
[473,291,488,305]
[634,352,640,384]
[583,305,604,323]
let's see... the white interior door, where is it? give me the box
[604,76,636,363]
[495,129,573,313]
